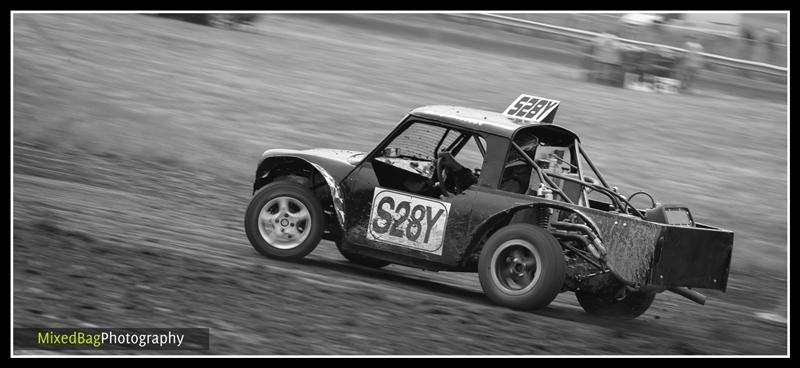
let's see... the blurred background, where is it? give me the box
[514,13,787,67]
[13,12,787,355]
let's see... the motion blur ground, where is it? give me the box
[12,13,787,355]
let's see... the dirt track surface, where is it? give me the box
[11,144,788,355]
[13,14,787,355]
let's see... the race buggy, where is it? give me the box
[244,94,734,318]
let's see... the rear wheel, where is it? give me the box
[244,182,324,260]
[478,224,566,310]
[576,282,656,319]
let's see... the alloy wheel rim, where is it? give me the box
[257,196,311,249]
[490,239,542,295]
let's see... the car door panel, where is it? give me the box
[341,162,475,266]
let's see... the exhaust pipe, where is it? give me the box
[669,287,707,305]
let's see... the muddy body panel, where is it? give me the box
[590,211,733,291]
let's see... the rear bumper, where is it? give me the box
[647,223,734,291]
[592,212,734,292]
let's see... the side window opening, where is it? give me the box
[372,121,483,197]
[449,134,486,175]
[379,123,449,162]
[436,129,460,155]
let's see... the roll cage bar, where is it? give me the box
[435,129,486,161]
[512,140,646,219]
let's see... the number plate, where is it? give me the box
[366,188,451,255]
[503,94,561,123]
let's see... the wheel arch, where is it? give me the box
[461,202,602,268]
[254,156,346,238]
[460,207,541,269]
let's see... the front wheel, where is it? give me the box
[478,224,566,310]
[244,182,324,260]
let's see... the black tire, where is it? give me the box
[575,283,656,319]
[337,245,391,269]
[244,182,324,260]
[478,223,566,310]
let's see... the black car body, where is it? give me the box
[245,95,734,317]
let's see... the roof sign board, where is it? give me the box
[502,94,560,124]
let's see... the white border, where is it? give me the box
[10,10,789,358]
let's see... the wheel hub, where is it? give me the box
[257,196,311,250]
[490,240,542,296]
[508,257,526,276]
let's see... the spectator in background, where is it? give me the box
[763,28,781,65]
[591,32,622,85]
[740,27,756,61]
[679,35,704,92]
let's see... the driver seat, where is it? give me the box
[436,150,477,194]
